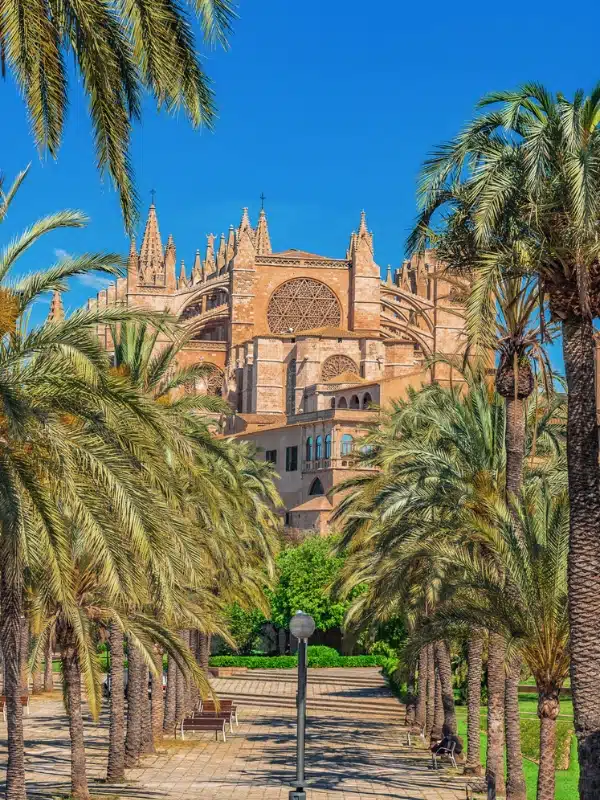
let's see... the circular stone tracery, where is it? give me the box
[267,278,341,334]
[321,355,359,382]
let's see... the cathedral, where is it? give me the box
[84,203,467,533]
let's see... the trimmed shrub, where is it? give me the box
[209,654,387,669]
[306,645,339,658]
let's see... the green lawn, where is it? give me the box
[454,693,579,800]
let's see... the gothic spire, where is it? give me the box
[48,290,64,323]
[238,207,252,236]
[225,225,235,265]
[254,208,272,255]
[355,209,373,252]
[217,232,226,270]
[205,233,216,275]
[165,233,177,289]
[346,231,356,259]
[192,249,204,284]
[385,264,392,284]
[178,260,187,289]
[127,238,138,284]
[139,203,164,284]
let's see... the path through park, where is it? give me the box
[0,667,466,799]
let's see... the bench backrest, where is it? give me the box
[0,696,29,706]
[182,718,223,728]
[202,699,232,710]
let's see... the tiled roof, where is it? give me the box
[290,496,333,512]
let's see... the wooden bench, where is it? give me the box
[176,716,227,742]
[0,695,30,722]
[197,699,238,726]
[192,710,234,733]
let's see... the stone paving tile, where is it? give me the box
[0,669,466,799]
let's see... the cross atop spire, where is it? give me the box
[260,192,266,211]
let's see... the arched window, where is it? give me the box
[315,435,323,459]
[309,478,324,496]
[306,437,313,461]
[362,392,372,409]
[350,395,360,409]
[325,434,332,459]
[338,397,348,409]
[341,434,354,456]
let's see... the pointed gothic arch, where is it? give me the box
[309,478,324,496]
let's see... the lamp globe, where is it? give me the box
[289,611,315,641]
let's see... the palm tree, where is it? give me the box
[410,85,600,796]
[0,172,187,800]
[333,366,508,791]
[423,481,570,800]
[1,1,235,229]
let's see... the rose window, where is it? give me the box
[321,355,359,382]
[267,278,341,333]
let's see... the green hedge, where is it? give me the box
[209,654,387,669]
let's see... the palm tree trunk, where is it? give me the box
[20,618,28,692]
[425,642,435,740]
[433,667,444,740]
[198,631,210,671]
[44,636,54,692]
[189,631,200,710]
[537,690,560,800]
[405,661,417,726]
[125,640,143,768]
[562,313,600,800]
[0,567,27,800]
[175,662,185,725]
[164,653,177,733]
[465,633,483,776]
[182,631,192,714]
[151,646,164,745]
[435,640,457,735]
[62,644,90,800]
[31,670,43,694]
[504,395,526,498]
[415,646,427,729]
[107,622,126,782]
[140,664,154,755]
[486,632,506,795]
[505,656,526,800]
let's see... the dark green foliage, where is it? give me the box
[268,535,352,632]
[221,604,266,655]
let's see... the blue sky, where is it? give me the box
[1,0,594,368]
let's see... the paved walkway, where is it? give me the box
[0,668,467,799]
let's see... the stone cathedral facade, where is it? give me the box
[86,203,467,533]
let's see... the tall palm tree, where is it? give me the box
[1,1,235,229]
[410,85,600,796]
[333,366,508,791]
